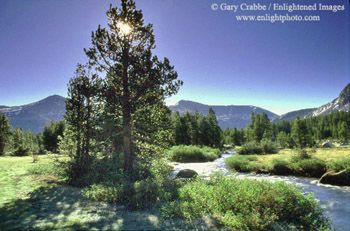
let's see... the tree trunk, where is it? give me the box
[121,44,136,209]
[123,111,133,178]
[85,96,90,157]
[122,44,134,180]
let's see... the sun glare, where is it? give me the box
[117,22,131,36]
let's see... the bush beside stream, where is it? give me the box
[162,174,331,230]
[226,149,350,186]
[168,145,221,163]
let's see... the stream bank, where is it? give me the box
[170,152,350,231]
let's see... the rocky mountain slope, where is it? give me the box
[0,95,66,133]
[3,83,350,132]
[169,100,279,129]
[273,83,350,122]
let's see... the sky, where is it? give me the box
[0,0,349,115]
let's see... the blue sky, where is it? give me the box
[0,0,349,115]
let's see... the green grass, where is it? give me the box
[327,157,350,171]
[0,154,63,206]
[227,147,350,183]
[0,155,225,230]
[225,155,260,172]
[168,145,221,163]
[162,174,331,230]
[0,154,334,230]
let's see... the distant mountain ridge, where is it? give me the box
[2,83,350,133]
[1,96,279,132]
[169,100,279,129]
[273,83,350,122]
[0,95,66,133]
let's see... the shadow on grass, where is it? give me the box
[0,181,219,230]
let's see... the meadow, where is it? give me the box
[0,155,221,230]
[226,147,350,183]
[0,153,332,230]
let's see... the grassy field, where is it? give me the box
[0,153,333,230]
[0,155,222,230]
[0,154,61,206]
[226,147,350,179]
[264,147,349,169]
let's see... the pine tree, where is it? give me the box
[65,64,103,184]
[84,0,182,182]
[198,116,211,146]
[261,112,273,140]
[0,114,12,156]
[206,108,222,148]
[229,128,238,146]
[183,112,198,145]
[291,117,311,149]
[339,121,349,143]
[277,131,288,148]
[239,128,246,145]
[43,120,66,153]
[192,110,202,145]
[172,111,189,145]
[12,127,28,156]
[223,127,230,144]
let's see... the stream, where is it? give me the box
[170,152,350,231]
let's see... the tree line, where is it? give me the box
[1,106,223,157]
[171,109,222,148]
[2,107,349,157]
[223,110,350,149]
[0,114,65,156]
[2,105,350,157]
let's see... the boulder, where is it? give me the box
[321,140,334,148]
[175,169,198,179]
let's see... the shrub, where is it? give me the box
[245,155,258,161]
[238,142,263,155]
[83,180,162,208]
[225,155,252,172]
[291,149,312,162]
[14,146,30,156]
[169,145,221,163]
[81,157,181,209]
[162,174,331,230]
[261,139,278,154]
[238,141,278,155]
[309,146,317,154]
[226,155,268,173]
[31,153,39,163]
[133,179,160,208]
[82,184,123,203]
[327,158,350,171]
[322,158,350,186]
[290,150,326,177]
[83,177,182,209]
[247,162,266,173]
[272,159,294,175]
[295,158,327,177]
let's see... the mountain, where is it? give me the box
[0,95,66,133]
[5,83,350,132]
[169,100,279,129]
[272,108,316,122]
[273,83,350,122]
